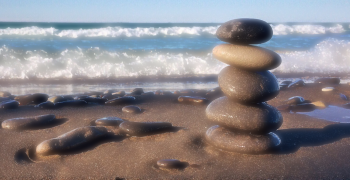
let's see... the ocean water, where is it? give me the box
[0,22,350,94]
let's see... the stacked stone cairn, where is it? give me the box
[205,18,283,154]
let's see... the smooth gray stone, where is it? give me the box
[206,96,282,134]
[216,18,273,44]
[1,114,56,130]
[105,96,136,105]
[213,44,281,71]
[131,88,144,95]
[15,93,49,105]
[119,121,172,136]
[288,79,305,89]
[36,126,108,155]
[0,91,11,97]
[285,96,305,105]
[122,105,141,114]
[157,159,188,169]
[95,117,125,126]
[205,125,281,154]
[0,100,19,109]
[34,101,55,109]
[75,96,107,104]
[314,77,340,85]
[219,66,279,103]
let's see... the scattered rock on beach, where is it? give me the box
[15,93,49,105]
[285,96,305,105]
[290,103,316,112]
[206,97,282,134]
[119,121,172,136]
[205,125,280,154]
[122,105,141,114]
[216,18,273,44]
[288,79,305,89]
[0,100,19,109]
[314,77,340,85]
[105,96,136,105]
[95,117,125,126]
[131,88,144,95]
[219,66,279,103]
[36,126,108,156]
[157,159,188,169]
[178,96,208,104]
[322,87,335,92]
[75,96,107,104]
[55,100,88,108]
[112,91,126,96]
[48,96,67,103]
[34,101,56,109]
[1,114,56,130]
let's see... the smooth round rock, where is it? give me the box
[36,126,108,155]
[75,96,107,104]
[290,103,316,112]
[157,159,188,169]
[218,66,279,103]
[314,77,340,85]
[216,18,273,44]
[122,105,141,114]
[131,88,144,95]
[205,125,281,154]
[34,101,56,109]
[15,93,49,105]
[1,114,56,130]
[288,79,305,89]
[119,121,172,136]
[206,96,282,134]
[95,117,125,126]
[213,44,281,71]
[322,87,335,92]
[105,96,136,105]
[285,96,305,105]
[178,96,208,104]
[0,100,19,109]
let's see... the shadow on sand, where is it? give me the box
[273,123,350,154]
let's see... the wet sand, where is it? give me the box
[1,84,350,179]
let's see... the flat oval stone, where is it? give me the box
[219,66,279,103]
[119,121,172,136]
[0,91,11,97]
[314,77,340,85]
[122,105,141,114]
[206,125,281,154]
[0,100,19,109]
[1,114,56,130]
[76,96,107,104]
[105,96,136,105]
[216,18,273,44]
[285,96,305,105]
[288,79,305,89]
[322,87,335,92]
[157,159,188,169]
[131,88,144,95]
[95,117,125,126]
[55,100,88,108]
[290,103,316,112]
[36,126,108,155]
[213,44,281,71]
[14,93,49,105]
[34,101,56,109]
[178,96,208,104]
[206,96,282,134]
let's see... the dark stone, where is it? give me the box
[104,90,117,95]
[112,91,126,96]
[1,114,56,130]
[290,103,316,112]
[0,100,19,109]
[105,96,136,105]
[36,126,108,155]
[205,125,281,154]
[119,121,172,136]
[280,81,293,86]
[216,18,273,44]
[95,117,125,126]
[314,77,340,85]
[285,96,305,105]
[75,96,107,104]
[34,101,55,109]
[157,159,189,169]
[0,91,11,97]
[55,100,88,108]
[131,88,144,95]
[48,96,67,103]
[206,96,282,134]
[122,105,141,114]
[178,96,208,104]
[288,79,305,89]
[219,66,279,103]
[15,93,49,105]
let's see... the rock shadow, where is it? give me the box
[272,123,350,154]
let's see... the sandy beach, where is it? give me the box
[1,83,350,179]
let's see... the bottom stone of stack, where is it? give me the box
[205,125,281,154]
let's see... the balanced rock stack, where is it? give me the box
[205,18,283,154]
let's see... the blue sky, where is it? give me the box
[0,0,349,22]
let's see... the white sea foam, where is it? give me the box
[0,24,346,38]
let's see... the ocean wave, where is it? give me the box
[0,24,347,38]
[0,38,349,79]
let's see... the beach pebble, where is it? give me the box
[311,101,327,108]
[290,103,316,112]
[105,96,136,105]
[157,159,188,169]
[122,105,141,114]
[55,100,88,108]
[285,96,305,105]
[0,91,11,97]
[206,96,282,134]
[322,87,335,92]
[314,77,340,85]
[75,96,107,104]
[131,88,144,95]
[119,121,172,136]
[216,18,273,44]
[340,93,348,101]
[1,114,56,130]
[15,93,49,105]
[34,101,56,109]
[213,44,281,71]
[36,126,108,156]
[104,90,117,95]
[178,96,208,104]
[95,117,125,126]
[0,100,19,109]
[219,66,279,103]
[112,91,126,96]
[288,79,305,89]
[205,125,281,154]
[48,96,67,103]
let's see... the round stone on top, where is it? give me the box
[216,18,273,44]
[213,44,281,71]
